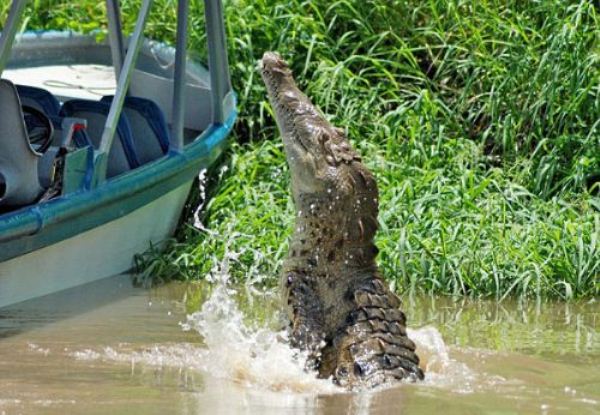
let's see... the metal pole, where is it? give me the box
[106,0,126,79]
[204,0,232,124]
[0,0,28,77]
[99,0,153,157]
[170,0,189,152]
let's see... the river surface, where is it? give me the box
[0,274,598,415]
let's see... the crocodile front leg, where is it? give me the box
[284,272,327,369]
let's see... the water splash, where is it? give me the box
[192,169,208,228]
[179,241,337,393]
[193,165,229,235]
[181,270,337,393]
[70,216,499,396]
[409,327,478,392]
[71,270,494,396]
[73,234,338,394]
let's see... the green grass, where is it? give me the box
[8,0,600,299]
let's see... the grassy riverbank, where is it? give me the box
[15,0,600,299]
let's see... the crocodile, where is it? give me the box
[260,51,424,388]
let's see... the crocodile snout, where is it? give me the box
[261,51,290,74]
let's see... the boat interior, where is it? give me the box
[0,0,233,215]
[0,34,213,213]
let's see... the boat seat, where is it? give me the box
[0,79,44,206]
[101,96,170,164]
[60,100,140,178]
[15,84,61,117]
[16,85,91,149]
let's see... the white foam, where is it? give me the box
[182,281,337,393]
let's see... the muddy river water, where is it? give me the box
[0,274,598,414]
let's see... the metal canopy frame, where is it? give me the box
[105,0,126,79]
[99,0,153,160]
[1,0,233,182]
[0,1,27,77]
[170,0,190,152]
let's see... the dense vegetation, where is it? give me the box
[8,0,600,299]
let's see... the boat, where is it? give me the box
[0,0,237,308]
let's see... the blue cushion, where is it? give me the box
[16,84,61,116]
[16,85,91,149]
[60,100,140,176]
[101,96,170,162]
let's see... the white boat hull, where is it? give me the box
[0,182,192,308]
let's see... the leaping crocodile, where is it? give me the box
[260,52,424,388]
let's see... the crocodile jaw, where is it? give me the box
[261,52,347,198]
[261,51,380,268]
